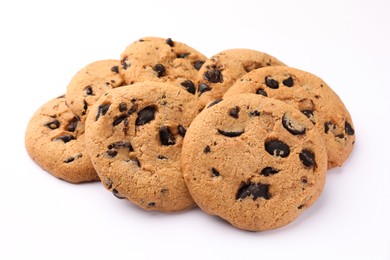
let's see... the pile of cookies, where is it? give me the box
[25,37,355,231]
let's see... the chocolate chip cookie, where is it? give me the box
[195,49,285,107]
[224,66,355,168]
[181,94,327,231]
[25,95,99,183]
[85,82,202,212]
[119,37,206,94]
[66,60,125,122]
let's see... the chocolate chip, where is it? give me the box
[265,76,279,89]
[265,139,290,157]
[211,168,220,177]
[108,141,134,151]
[282,113,306,135]
[207,99,222,108]
[96,104,110,121]
[194,60,205,70]
[121,57,130,70]
[229,106,240,119]
[165,38,174,47]
[282,76,294,87]
[159,126,175,146]
[177,53,190,58]
[298,205,304,209]
[158,155,168,160]
[118,103,127,112]
[105,178,113,189]
[82,100,88,115]
[127,105,138,116]
[203,145,211,154]
[112,189,125,199]
[236,182,271,200]
[336,134,345,139]
[67,117,79,132]
[84,86,93,95]
[198,83,211,96]
[324,121,336,134]
[177,125,186,137]
[249,110,260,117]
[180,80,196,94]
[204,68,223,83]
[148,202,156,207]
[301,110,314,119]
[63,157,75,163]
[136,106,156,125]
[217,129,244,137]
[106,149,118,157]
[53,134,75,143]
[260,167,279,176]
[113,115,128,126]
[256,88,268,96]
[299,149,316,167]
[45,120,60,130]
[153,64,166,77]
[111,66,119,74]
[345,121,355,135]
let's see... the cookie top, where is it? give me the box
[181,94,327,231]
[119,37,206,94]
[66,60,125,123]
[224,66,355,168]
[25,95,99,183]
[195,49,285,107]
[85,82,202,212]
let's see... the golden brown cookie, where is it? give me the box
[25,95,99,183]
[66,60,125,122]
[195,49,285,107]
[224,66,355,168]
[85,82,202,212]
[181,94,327,231]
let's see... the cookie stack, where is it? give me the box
[25,37,355,231]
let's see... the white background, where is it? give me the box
[1,0,389,259]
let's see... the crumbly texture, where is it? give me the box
[85,82,202,212]
[195,49,285,107]
[119,37,206,93]
[181,94,327,231]
[224,66,355,168]
[66,60,125,122]
[25,95,99,183]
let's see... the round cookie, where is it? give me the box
[85,82,202,212]
[25,95,99,183]
[119,37,206,94]
[224,66,355,168]
[181,94,327,231]
[66,60,125,123]
[195,49,285,107]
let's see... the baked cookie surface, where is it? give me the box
[85,82,202,212]
[25,95,98,183]
[181,94,327,231]
[224,66,355,168]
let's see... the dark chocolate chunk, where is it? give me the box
[260,167,279,176]
[298,205,304,209]
[282,76,294,87]
[204,68,223,83]
[177,53,190,58]
[301,110,314,119]
[148,202,156,207]
[96,104,110,121]
[256,88,268,96]
[282,113,306,135]
[105,178,113,189]
[324,121,336,134]
[177,125,186,137]
[265,76,279,89]
[84,86,94,95]
[108,141,134,151]
[299,149,315,167]
[203,145,211,154]
[217,129,244,137]
[127,105,138,116]
[198,83,211,96]
[113,115,128,126]
[119,102,127,112]
[112,189,125,199]
[345,121,355,135]
[153,64,166,77]
[53,134,75,143]
[229,106,240,119]
[159,126,175,146]
[211,168,220,177]
[265,139,290,157]
[158,155,168,160]
[136,106,156,125]
[165,38,174,47]
[249,110,260,117]
[236,182,271,200]
[63,157,75,163]
[111,66,119,74]
[45,120,60,130]
[207,99,223,108]
[67,117,79,132]
[180,80,196,94]
[194,60,205,70]
[106,149,118,157]
[336,134,345,139]
[82,100,88,115]
[121,57,130,70]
